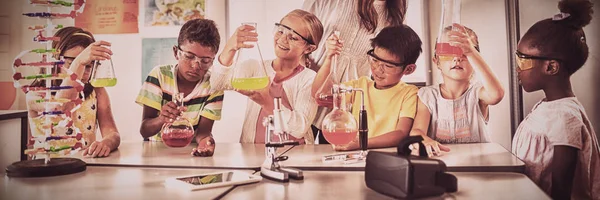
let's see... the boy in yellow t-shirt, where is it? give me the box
[312,25,421,150]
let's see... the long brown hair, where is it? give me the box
[30,26,95,98]
[357,0,408,33]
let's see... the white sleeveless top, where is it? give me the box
[417,83,490,143]
[512,97,600,199]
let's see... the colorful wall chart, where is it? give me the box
[145,0,205,26]
[75,0,139,34]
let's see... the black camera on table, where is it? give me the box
[365,136,457,199]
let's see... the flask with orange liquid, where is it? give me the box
[321,84,358,145]
[435,0,463,57]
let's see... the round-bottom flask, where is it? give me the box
[321,85,358,145]
[161,93,194,147]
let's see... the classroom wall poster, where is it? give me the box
[145,0,206,26]
[75,0,139,34]
[141,38,178,82]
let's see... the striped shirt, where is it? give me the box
[136,64,224,141]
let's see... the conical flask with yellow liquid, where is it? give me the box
[90,57,117,87]
[231,22,269,91]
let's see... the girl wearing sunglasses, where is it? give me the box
[511,0,599,199]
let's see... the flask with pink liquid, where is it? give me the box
[321,84,358,145]
[435,0,463,57]
[161,93,195,148]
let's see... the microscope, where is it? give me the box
[260,97,304,182]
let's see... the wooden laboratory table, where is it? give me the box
[78,141,524,173]
[224,171,550,200]
[77,141,265,170]
[283,143,525,173]
[1,166,252,200]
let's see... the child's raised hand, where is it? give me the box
[219,24,259,66]
[447,23,478,56]
[73,41,112,68]
[225,24,259,52]
[324,32,343,60]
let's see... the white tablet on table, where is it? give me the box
[165,171,262,191]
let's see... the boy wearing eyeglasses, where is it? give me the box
[409,24,504,157]
[311,25,422,151]
[136,19,223,156]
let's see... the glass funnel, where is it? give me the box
[90,57,117,87]
[321,85,358,145]
[435,0,463,57]
[231,22,269,91]
[161,93,195,148]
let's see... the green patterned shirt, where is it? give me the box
[136,64,224,141]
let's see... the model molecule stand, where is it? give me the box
[6,0,88,178]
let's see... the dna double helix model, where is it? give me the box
[12,0,87,161]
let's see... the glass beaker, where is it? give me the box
[231,22,269,91]
[90,58,117,87]
[161,93,195,148]
[435,0,463,57]
[321,85,358,145]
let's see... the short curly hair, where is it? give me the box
[177,19,220,53]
